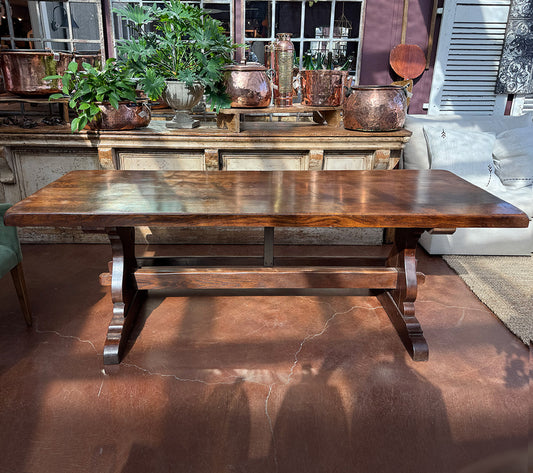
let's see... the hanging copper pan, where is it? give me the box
[389,0,426,80]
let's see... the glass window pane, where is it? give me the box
[0,0,32,49]
[276,2,300,38]
[204,3,230,34]
[335,1,361,37]
[71,3,100,52]
[245,1,270,39]
[304,2,331,38]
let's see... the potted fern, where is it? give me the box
[46,58,151,132]
[114,0,238,128]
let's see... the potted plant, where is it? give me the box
[46,58,151,132]
[300,52,351,107]
[114,0,238,128]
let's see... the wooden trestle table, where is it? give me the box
[4,170,529,364]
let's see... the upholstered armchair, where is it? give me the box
[0,203,31,325]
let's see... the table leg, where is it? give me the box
[104,227,146,364]
[377,228,428,361]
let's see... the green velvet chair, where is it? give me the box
[0,203,31,326]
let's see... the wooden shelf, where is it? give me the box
[0,93,70,123]
[217,104,342,132]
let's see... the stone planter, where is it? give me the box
[162,80,205,128]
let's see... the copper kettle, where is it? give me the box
[343,83,408,131]
[224,62,272,108]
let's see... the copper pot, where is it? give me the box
[88,102,151,131]
[0,50,101,96]
[224,62,272,108]
[343,85,407,131]
[301,70,347,106]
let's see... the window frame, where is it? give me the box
[1,0,106,54]
[237,0,365,78]
[110,0,364,80]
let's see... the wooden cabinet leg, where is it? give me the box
[216,112,240,132]
[10,262,32,326]
[377,228,428,361]
[103,227,146,364]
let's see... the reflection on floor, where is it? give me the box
[0,244,529,473]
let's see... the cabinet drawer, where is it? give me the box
[221,151,309,171]
[323,152,374,170]
[118,151,206,170]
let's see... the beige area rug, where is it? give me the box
[443,255,532,345]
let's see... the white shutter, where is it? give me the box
[525,96,533,113]
[511,94,533,115]
[428,0,510,115]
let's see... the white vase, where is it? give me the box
[162,80,204,129]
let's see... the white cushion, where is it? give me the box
[423,125,497,188]
[492,127,533,189]
[403,113,533,170]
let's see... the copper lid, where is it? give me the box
[224,62,267,72]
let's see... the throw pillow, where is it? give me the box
[423,125,497,188]
[403,112,532,170]
[492,127,533,189]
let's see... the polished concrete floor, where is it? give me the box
[0,244,529,473]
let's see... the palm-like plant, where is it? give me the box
[114,0,238,110]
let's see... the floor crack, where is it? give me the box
[265,299,381,471]
[34,326,98,354]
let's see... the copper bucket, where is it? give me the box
[224,62,272,108]
[301,70,347,106]
[343,85,407,131]
[0,50,101,96]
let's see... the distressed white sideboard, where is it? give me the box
[0,120,411,244]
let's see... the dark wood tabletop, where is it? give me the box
[6,168,528,364]
[4,170,528,229]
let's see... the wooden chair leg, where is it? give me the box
[10,262,32,326]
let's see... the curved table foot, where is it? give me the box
[379,228,429,361]
[103,227,146,365]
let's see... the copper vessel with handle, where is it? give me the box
[343,84,407,131]
[0,50,101,96]
[224,62,272,108]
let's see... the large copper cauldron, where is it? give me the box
[224,62,271,108]
[343,85,407,131]
[88,102,151,131]
[301,70,347,106]
[0,50,101,96]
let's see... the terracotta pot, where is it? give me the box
[343,85,407,131]
[0,50,101,96]
[224,62,271,108]
[88,102,151,130]
[301,70,347,106]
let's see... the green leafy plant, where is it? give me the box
[114,0,239,111]
[46,58,140,132]
[301,51,353,71]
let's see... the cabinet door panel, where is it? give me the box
[323,152,373,170]
[10,148,99,200]
[221,152,309,171]
[119,151,206,170]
